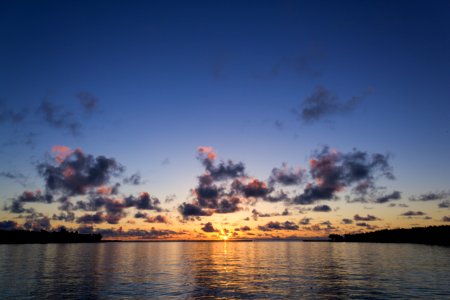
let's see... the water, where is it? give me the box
[0,241,449,299]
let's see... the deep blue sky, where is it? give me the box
[1,0,449,237]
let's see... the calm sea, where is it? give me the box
[0,241,449,299]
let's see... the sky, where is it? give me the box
[1,0,450,240]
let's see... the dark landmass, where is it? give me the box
[329,225,450,246]
[102,239,255,243]
[302,239,330,242]
[0,228,102,244]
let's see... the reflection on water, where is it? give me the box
[0,242,449,299]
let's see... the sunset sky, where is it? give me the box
[1,0,450,240]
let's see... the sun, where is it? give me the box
[221,235,229,241]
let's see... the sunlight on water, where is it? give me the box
[0,242,449,299]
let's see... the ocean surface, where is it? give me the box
[0,241,449,299]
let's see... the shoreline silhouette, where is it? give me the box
[0,228,101,244]
[2,226,449,245]
[329,225,450,246]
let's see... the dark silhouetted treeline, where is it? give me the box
[329,225,450,246]
[0,228,102,244]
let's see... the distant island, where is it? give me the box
[329,225,450,246]
[0,228,102,244]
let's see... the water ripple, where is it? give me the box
[0,242,449,299]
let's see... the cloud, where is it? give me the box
[239,226,251,231]
[38,100,81,135]
[274,120,284,131]
[354,214,380,221]
[103,199,127,224]
[51,145,73,163]
[302,220,337,233]
[5,190,53,214]
[294,86,368,123]
[124,192,162,211]
[74,192,163,225]
[123,173,143,185]
[13,190,52,203]
[321,220,334,228]
[400,211,426,216]
[134,212,148,218]
[145,215,169,224]
[179,148,256,219]
[293,185,336,205]
[77,226,179,239]
[75,196,107,211]
[0,220,19,230]
[268,163,305,186]
[438,201,450,208]
[232,178,272,198]
[164,194,176,203]
[197,146,217,163]
[76,212,105,224]
[197,146,245,181]
[0,171,28,187]
[443,216,450,222]
[179,147,249,218]
[52,212,75,222]
[201,222,217,233]
[216,197,241,213]
[355,222,376,229]
[182,145,393,213]
[209,160,246,181]
[341,218,353,224]
[4,200,34,214]
[1,93,99,145]
[375,191,401,203]
[299,217,312,225]
[265,191,290,203]
[76,91,98,114]
[37,147,124,197]
[258,221,299,231]
[251,209,272,221]
[2,131,37,148]
[23,214,51,231]
[0,103,27,124]
[194,177,221,209]
[178,203,212,218]
[313,205,332,212]
[293,147,394,205]
[409,191,450,201]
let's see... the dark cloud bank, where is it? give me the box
[2,144,405,236]
[179,145,398,222]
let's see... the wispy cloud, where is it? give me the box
[409,191,449,202]
[76,91,98,115]
[400,211,426,217]
[293,86,370,124]
[354,214,380,221]
[258,221,299,231]
[0,171,28,187]
[312,205,332,212]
